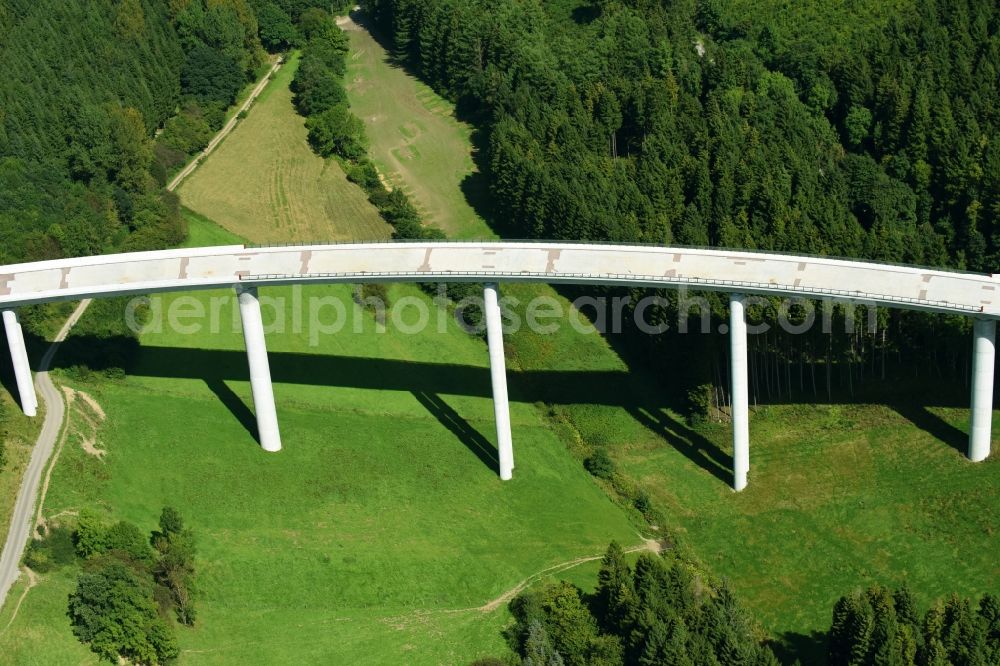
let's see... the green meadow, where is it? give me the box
[0,218,640,661]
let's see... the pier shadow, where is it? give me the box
[772,630,828,665]
[0,318,27,409]
[412,391,498,473]
[626,405,732,484]
[889,401,967,456]
[205,377,258,442]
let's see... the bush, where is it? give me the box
[25,526,76,572]
[634,489,652,515]
[159,103,213,155]
[685,383,713,424]
[584,448,616,480]
[305,104,367,160]
[358,283,390,307]
[346,159,382,192]
[68,561,178,664]
[74,508,108,559]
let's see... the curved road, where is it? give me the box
[0,57,285,610]
[0,300,90,605]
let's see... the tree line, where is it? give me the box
[472,543,1000,665]
[829,585,1000,666]
[478,542,780,665]
[26,506,197,665]
[289,7,447,242]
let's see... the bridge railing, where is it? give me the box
[241,270,982,314]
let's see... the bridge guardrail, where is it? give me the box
[241,270,982,314]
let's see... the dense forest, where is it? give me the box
[366,0,999,267]
[0,0,336,336]
[363,0,1000,410]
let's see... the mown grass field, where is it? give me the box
[342,14,491,240]
[0,389,43,547]
[0,215,640,663]
[177,51,390,243]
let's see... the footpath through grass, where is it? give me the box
[178,51,390,243]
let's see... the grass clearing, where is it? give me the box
[342,15,491,239]
[177,52,389,244]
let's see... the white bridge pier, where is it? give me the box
[484,283,514,480]
[2,310,36,417]
[969,318,996,463]
[729,295,750,491]
[237,286,281,452]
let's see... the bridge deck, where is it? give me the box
[0,242,996,317]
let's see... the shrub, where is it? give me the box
[634,489,652,515]
[584,448,616,480]
[25,525,76,572]
[685,383,713,424]
[305,104,367,160]
[68,561,178,664]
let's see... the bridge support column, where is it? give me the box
[729,294,749,491]
[236,286,281,452]
[2,310,36,417]
[484,283,513,480]
[968,318,996,462]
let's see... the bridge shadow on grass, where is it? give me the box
[50,344,976,481]
[62,344,734,482]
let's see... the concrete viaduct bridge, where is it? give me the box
[1,241,997,491]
